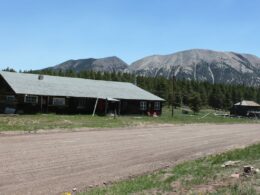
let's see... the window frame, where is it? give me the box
[140,101,147,111]
[24,95,38,104]
[77,98,86,108]
[52,97,66,106]
[154,102,161,111]
[6,95,15,103]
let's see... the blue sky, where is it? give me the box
[0,0,259,70]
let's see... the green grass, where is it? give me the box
[0,107,258,131]
[0,114,127,131]
[211,183,257,195]
[78,144,260,195]
[79,175,168,195]
[153,108,258,124]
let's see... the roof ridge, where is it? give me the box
[0,71,133,85]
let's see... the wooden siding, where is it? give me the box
[0,75,16,113]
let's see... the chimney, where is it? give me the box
[38,75,44,80]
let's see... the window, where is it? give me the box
[24,95,38,104]
[6,95,15,102]
[53,98,66,106]
[122,101,128,109]
[78,98,86,108]
[154,102,160,110]
[140,101,147,110]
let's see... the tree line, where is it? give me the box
[3,68,260,111]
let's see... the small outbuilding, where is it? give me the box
[230,100,260,118]
[0,71,164,115]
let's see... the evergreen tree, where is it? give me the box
[189,93,202,114]
[223,92,232,111]
[2,67,16,72]
[209,86,225,109]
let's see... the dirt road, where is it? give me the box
[0,124,260,195]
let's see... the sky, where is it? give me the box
[0,0,259,70]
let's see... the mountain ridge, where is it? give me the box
[130,49,260,86]
[45,56,129,73]
[43,49,260,86]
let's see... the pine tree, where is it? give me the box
[209,86,225,109]
[223,92,232,111]
[189,92,202,114]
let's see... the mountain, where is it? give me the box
[130,49,260,86]
[46,56,128,73]
[43,49,260,86]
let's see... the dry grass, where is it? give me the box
[0,108,258,132]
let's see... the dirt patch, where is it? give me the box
[0,124,260,195]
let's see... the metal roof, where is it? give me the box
[0,71,164,101]
[107,97,120,102]
[234,100,260,107]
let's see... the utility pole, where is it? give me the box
[172,75,176,117]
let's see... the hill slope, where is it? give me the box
[130,49,260,86]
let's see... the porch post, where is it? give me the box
[47,96,49,113]
[118,100,121,116]
[40,96,43,112]
[105,98,108,115]
[92,98,99,116]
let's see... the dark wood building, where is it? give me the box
[0,71,164,115]
[230,100,260,118]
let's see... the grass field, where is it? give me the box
[0,107,259,131]
[79,143,260,195]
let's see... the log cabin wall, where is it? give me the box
[120,100,162,115]
[0,75,16,113]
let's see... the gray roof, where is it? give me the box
[234,100,260,107]
[0,71,164,101]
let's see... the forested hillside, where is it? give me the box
[21,69,260,110]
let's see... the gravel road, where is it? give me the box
[0,124,260,195]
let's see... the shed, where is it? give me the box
[230,100,260,117]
